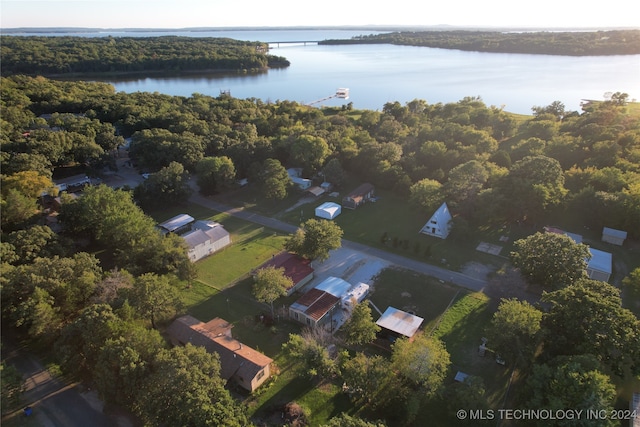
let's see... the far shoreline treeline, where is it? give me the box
[319,29,640,56]
[0,36,291,76]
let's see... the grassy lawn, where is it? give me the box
[432,292,510,407]
[246,355,353,426]
[195,226,288,290]
[278,186,518,272]
[368,267,460,332]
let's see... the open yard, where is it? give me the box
[167,186,639,426]
[276,186,525,274]
[178,245,507,426]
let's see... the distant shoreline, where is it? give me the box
[3,25,640,34]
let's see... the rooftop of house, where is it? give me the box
[166,315,272,381]
[258,251,314,287]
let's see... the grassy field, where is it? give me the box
[368,267,460,332]
[277,185,521,272]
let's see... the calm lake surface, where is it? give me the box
[20,29,640,115]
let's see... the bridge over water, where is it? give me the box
[268,40,319,47]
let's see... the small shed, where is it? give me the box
[420,202,452,239]
[376,306,424,339]
[307,186,325,197]
[342,183,375,209]
[586,248,613,282]
[157,214,195,235]
[315,202,342,220]
[602,227,627,246]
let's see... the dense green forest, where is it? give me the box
[320,29,640,56]
[2,75,640,426]
[0,36,290,76]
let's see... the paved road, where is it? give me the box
[189,192,488,293]
[1,338,131,427]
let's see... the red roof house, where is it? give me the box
[256,251,314,295]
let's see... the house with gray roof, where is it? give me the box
[182,220,231,262]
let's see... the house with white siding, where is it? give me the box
[183,220,231,262]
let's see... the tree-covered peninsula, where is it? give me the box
[0,36,290,76]
[320,29,640,56]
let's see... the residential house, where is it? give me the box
[183,220,231,262]
[255,251,314,296]
[289,276,352,329]
[420,202,452,239]
[287,168,312,190]
[342,183,375,209]
[166,315,273,392]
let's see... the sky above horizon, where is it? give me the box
[1,0,638,29]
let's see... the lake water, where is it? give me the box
[17,29,640,114]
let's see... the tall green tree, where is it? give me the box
[488,298,542,366]
[498,155,567,222]
[1,361,24,413]
[285,218,343,261]
[259,158,291,200]
[195,156,236,195]
[283,331,338,380]
[93,324,166,407]
[0,189,39,231]
[3,253,101,338]
[134,161,192,209]
[322,158,346,188]
[391,333,451,397]
[510,232,589,289]
[135,344,250,427]
[252,266,292,318]
[127,273,182,329]
[342,301,380,346]
[60,185,189,275]
[622,267,640,293]
[55,304,120,379]
[541,279,640,376]
[525,355,617,427]
[443,160,488,214]
[408,178,443,211]
[289,134,331,175]
[340,352,390,405]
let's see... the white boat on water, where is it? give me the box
[336,88,349,99]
